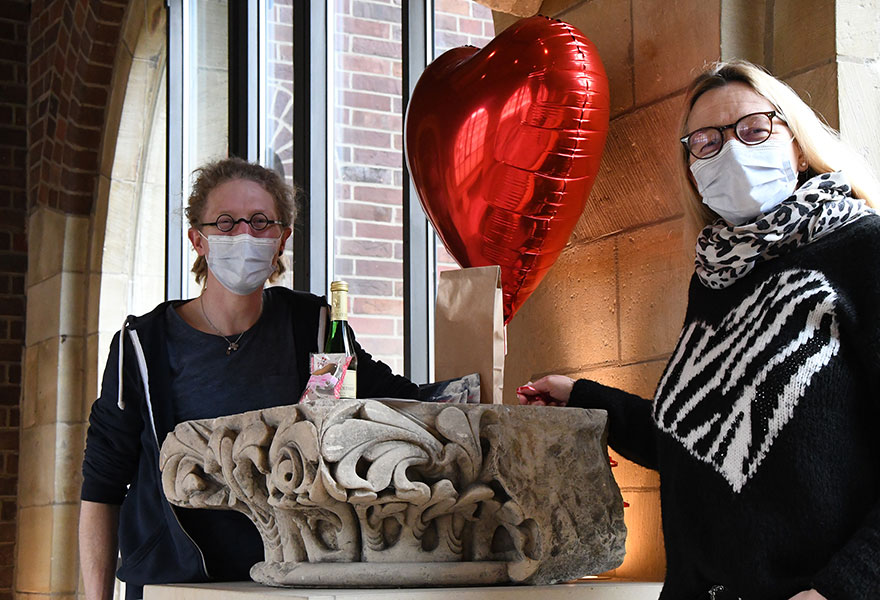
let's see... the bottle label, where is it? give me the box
[330,291,349,321]
[340,369,356,400]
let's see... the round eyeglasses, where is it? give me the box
[199,212,284,233]
[680,110,785,160]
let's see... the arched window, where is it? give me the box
[94,0,168,374]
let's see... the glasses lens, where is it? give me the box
[215,215,235,232]
[736,113,773,145]
[688,128,722,159]
[250,213,269,231]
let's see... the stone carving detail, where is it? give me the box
[473,0,542,18]
[160,400,626,587]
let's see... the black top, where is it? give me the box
[166,293,304,580]
[167,293,301,422]
[570,215,880,600]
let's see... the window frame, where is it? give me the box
[166,0,436,383]
[166,0,185,300]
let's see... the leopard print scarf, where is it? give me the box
[695,172,874,289]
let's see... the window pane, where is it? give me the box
[262,0,296,289]
[332,0,404,373]
[182,0,229,298]
[432,2,495,279]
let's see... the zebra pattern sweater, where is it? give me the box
[569,214,880,600]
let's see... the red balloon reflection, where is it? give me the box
[405,16,610,323]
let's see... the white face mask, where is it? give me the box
[199,232,280,295]
[690,138,800,225]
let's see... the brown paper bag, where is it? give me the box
[434,266,505,404]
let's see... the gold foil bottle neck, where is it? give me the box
[329,281,349,321]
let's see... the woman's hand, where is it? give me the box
[788,590,827,600]
[516,375,574,406]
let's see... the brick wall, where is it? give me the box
[18,1,127,595]
[0,1,29,594]
[332,0,493,374]
[28,0,127,215]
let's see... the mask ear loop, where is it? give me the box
[195,230,213,269]
[272,234,285,279]
[776,104,805,175]
[790,134,810,188]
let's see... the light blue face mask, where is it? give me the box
[690,138,800,225]
[199,231,280,295]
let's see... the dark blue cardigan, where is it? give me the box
[81,287,417,597]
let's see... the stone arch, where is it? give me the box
[80,0,167,595]
[16,0,167,596]
[88,0,167,372]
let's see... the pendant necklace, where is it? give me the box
[200,295,246,355]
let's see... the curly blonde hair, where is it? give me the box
[186,157,297,284]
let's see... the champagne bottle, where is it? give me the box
[325,280,357,399]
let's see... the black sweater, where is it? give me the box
[570,215,880,600]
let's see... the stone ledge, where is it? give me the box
[144,580,664,600]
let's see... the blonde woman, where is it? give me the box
[519,60,880,600]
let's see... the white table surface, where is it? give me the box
[144,580,663,600]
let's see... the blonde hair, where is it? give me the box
[679,59,880,226]
[186,157,297,284]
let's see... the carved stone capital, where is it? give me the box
[160,400,626,586]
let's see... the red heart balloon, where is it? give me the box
[405,16,610,323]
